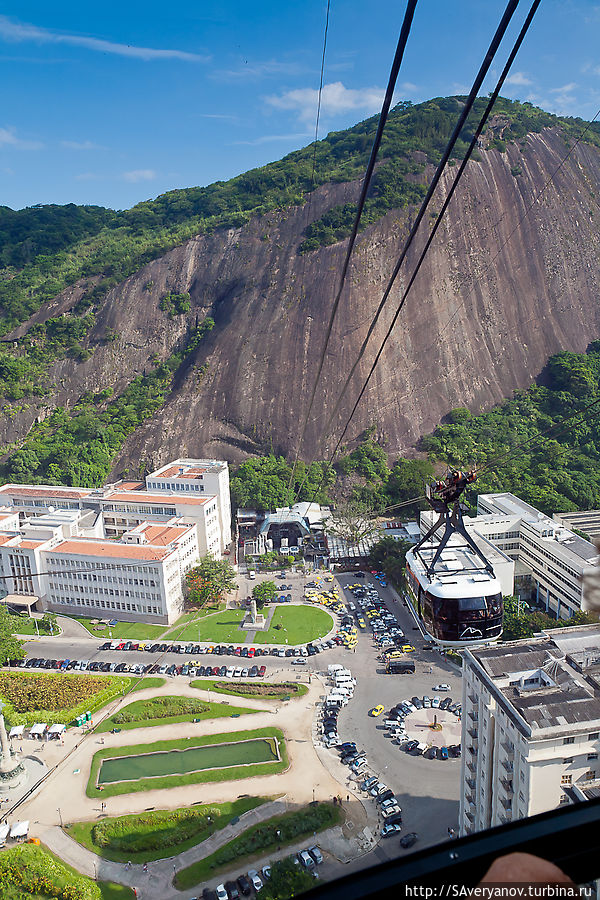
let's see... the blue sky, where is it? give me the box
[1,0,599,211]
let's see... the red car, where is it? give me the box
[212,666,220,676]
[116,642,125,650]
[248,647,255,658]
[258,665,266,677]
[235,647,242,656]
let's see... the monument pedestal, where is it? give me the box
[243,599,267,630]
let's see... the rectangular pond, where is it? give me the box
[97,737,279,784]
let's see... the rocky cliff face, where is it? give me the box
[3,126,600,474]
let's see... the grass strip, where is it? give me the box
[175,802,342,889]
[191,679,308,700]
[66,797,268,863]
[96,696,257,732]
[87,727,287,798]
[128,677,166,693]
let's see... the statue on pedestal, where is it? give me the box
[0,703,26,792]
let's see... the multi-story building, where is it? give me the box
[0,458,233,624]
[436,492,600,619]
[0,514,199,624]
[460,627,600,836]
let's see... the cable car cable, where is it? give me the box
[293,0,526,506]
[286,0,419,495]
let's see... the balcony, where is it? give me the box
[501,759,514,773]
[469,693,478,704]
[500,778,514,795]
[468,745,477,756]
[500,795,513,810]
[467,728,478,740]
[468,710,479,722]
[466,761,476,774]
[465,810,475,822]
[466,778,476,791]
[501,741,514,754]
[499,814,510,825]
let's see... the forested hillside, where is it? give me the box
[1,95,600,489]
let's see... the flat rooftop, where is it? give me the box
[471,631,600,732]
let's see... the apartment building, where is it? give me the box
[460,627,600,837]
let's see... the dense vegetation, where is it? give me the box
[0,608,24,667]
[0,317,214,486]
[502,597,599,641]
[0,671,133,726]
[2,97,597,335]
[0,843,133,900]
[421,344,600,515]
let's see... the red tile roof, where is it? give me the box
[52,540,170,561]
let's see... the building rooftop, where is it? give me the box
[148,459,227,480]
[470,632,600,732]
[52,539,170,561]
[0,485,92,500]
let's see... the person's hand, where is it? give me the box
[479,853,574,885]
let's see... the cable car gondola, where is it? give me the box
[404,470,503,648]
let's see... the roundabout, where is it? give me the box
[401,707,462,748]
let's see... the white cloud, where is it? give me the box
[505,71,532,86]
[0,15,209,62]
[122,169,156,182]
[266,81,385,123]
[74,172,100,181]
[0,125,43,150]
[61,139,104,150]
[233,132,311,146]
[550,82,578,94]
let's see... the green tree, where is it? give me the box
[252,580,278,609]
[185,556,237,607]
[39,612,58,634]
[260,858,315,900]
[230,455,295,511]
[368,536,412,584]
[0,608,24,666]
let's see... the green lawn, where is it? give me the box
[176,609,248,643]
[128,676,166,693]
[87,727,288,798]
[12,616,60,637]
[191,679,308,700]
[175,802,341,889]
[165,604,226,640]
[66,797,268,864]
[70,616,168,640]
[96,695,257,732]
[0,843,134,900]
[253,606,333,645]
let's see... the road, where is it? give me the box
[17,567,462,888]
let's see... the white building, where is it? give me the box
[432,493,600,619]
[0,458,233,624]
[460,627,600,837]
[0,516,199,624]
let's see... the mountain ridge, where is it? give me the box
[0,96,599,484]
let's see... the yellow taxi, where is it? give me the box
[401,644,416,653]
[370,705,385,717]
[357,618,367,628]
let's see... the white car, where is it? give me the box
[248,869,263,891]
[381,823,402,837]
[233,667,243,677]
[433,683,451,691]
[226,666,234,678]
[382,804,401,818]
[216,885,228,900]
[431,697,440,708]
[308,846,324,865]
[298,849,315,868]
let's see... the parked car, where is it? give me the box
[381,823,402,838]
[225,881,239,900]
[308,846,323,865]
[433,683,451,691]
[261,866,271,880]
[400,832,418,848]
[247,869,263,891]
[237,874,252,896]
[298,850,315,869]
[215,886,228,900]
[440,746,449,760]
